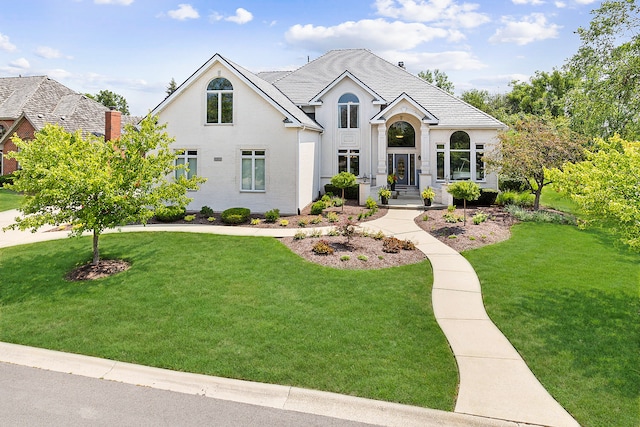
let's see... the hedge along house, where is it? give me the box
[152,49,506,214]
[0,76,138,175]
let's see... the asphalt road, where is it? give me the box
[0,362,378,427]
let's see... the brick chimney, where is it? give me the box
[105,108,121,141]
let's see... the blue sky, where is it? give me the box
[0,0,602,115]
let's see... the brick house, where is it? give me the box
[0,76,136,175]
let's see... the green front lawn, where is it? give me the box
[0,188,22,211]
[0,232,457,410]
[464,224,639,427]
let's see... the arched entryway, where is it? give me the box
[387,121,417,186]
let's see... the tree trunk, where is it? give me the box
[341,189,345,211]
[463,200,467,226]
[533,190,542,211]
[92,230,100,265]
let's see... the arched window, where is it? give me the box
[338,93,359,129]
[450,131,471,180]
[206,78,233,124]
[387,121,415,147]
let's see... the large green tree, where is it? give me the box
[418,69,455,94]
[5,115,205,265]
[460,89,510,122]
[507,69,577,118]
[550,135,640,251]
[485,115,585,210]
[87,89,130,115]
[566,0,640,140]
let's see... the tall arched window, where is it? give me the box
[450,131,471,180]
[338,93,359,128]
[207,78,233,124]
[387,121,415,147]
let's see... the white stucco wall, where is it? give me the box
[157,62,319,215]
[313,78,379,189]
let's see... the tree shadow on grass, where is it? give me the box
[0,235,154,305]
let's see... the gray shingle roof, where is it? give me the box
[271,49,505,128]
[223,58,321,130]
[0,76,140,137]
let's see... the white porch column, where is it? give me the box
[376,123,387,185]
[419,123,432,190]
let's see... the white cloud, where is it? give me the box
[381,49,487,71]
[574,0,598,4]
[46,69,73,80]
[9,58,30,69]
[168,4,199,21]
[94,0,134,5]
[489,13,561,45]
[35,46,72,60]
[225,8,253,24]
[555,1,566,7]
[512,0,545,5]
[286,19,453,52]
[374,0,490,28]
[0,33,16,52]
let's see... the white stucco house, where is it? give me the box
[151,49,506,214]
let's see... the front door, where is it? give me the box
[394,154,409,185]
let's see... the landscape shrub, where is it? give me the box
[312,240,334,255]
[453,188,499,207]
[365,197,378,211]
[331,197,344,207]
[264,208,280,223]
[324,184,358,200]
[310,201,325,215]
[326,211,339,223]
[221,207,251,224]
[499,177,529,192]
[311,215,323,224]
[496,191,535,207]
[472,212,489,225]
[184,214,196,222]
[279,219,289,227]
[200,206,214,216]
[382,236,404,253]
[505,205,575,224]
[0,173,16,187]
[294,230,307,240]
[402,240,416,250]
[155,205,186,222]
[443,212,463,223]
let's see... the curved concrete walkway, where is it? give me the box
[0,208,579,426]
[362,209,579,427]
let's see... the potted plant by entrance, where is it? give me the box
[421,187,436,206]
[378,187,392,205]
[387,174,398,191]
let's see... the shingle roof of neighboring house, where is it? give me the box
[0,75,139,141]
[270,49,505,128]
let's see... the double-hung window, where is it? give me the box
[175,150,198,180]
[241,150,265,191]
[338,93,359,129]
[206,78,233,124]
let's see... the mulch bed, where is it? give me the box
[66,259,131,281]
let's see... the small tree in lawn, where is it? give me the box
[447,181,480,225]
[484,115,585,210]
[4,115,205,266]
[330,172,357,211]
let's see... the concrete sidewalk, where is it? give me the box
[0,208,579,426]
[364,210,579,427]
